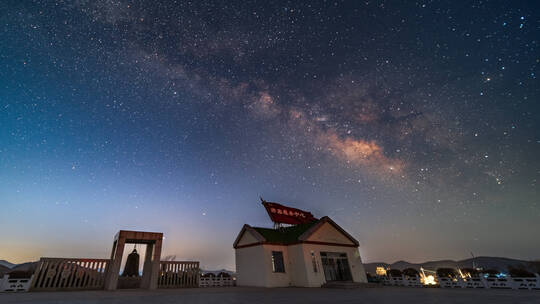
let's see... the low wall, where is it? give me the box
[158,261,199,288]
[381,274,540,290]
[30,258,110,291]
[200,275,235,287]
[1,275,34,292]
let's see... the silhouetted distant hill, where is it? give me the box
[364,257,530,274]
[0,265,10,277]
[11,262,38,273]
[0,260,39,277]
[0,260,16,269]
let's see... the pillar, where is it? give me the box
[140,239,162,289]
[140,244,154,289]
[104,237,125,290]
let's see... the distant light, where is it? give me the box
[376,267,387,276]
[422,275,436,285]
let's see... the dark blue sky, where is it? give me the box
[1,0,539,269]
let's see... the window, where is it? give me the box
[271,251,285,273]
[311,251,318,273]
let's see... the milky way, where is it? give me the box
[1,1,539,268]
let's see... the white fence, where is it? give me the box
[379,273,540,290]
[403,276,422,287]
[437,276,463,288]
[481,277,513,289]
[462,277,485,288]
[199,275,234,287]
[0,275,33,292]
[387,276,404,286]
[438,276,539,290]
[512,277,539,290]
[382,275,421,287]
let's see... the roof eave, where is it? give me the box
[233,224,267,249]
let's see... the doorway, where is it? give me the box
[117,244,147,289]
[320,252,353,282]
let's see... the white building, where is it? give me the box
[233,216,368,287]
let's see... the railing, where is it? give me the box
[512,277,538,290]
[1,275,33,292]
[30,258,110,291]
[482,277,512,289]
[378,273,540,290]
[403,276,422,287]
[158,261,199,288]
[437,276,462,288]
[200,275,234,287]
[462,277,484,288]
[388,276,404,286]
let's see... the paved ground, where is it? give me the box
[1,287,539,304]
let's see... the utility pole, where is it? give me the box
[470,251,476,269]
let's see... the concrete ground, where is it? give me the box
[1,287,539,304]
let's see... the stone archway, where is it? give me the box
[104,230,163,290]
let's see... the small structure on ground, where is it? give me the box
[105,230,163,290]
[233,199,368,287]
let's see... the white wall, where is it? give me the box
[236,244,367,287]
[261,244,291,287]
[236,244,292,287]
[235,245,267,287]
[297,244,327,287]
[287,244,309,287]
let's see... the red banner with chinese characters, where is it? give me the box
[262,200,317,225]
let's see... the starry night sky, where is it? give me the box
[1,1,539,269]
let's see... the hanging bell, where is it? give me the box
[122,248,140,277]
